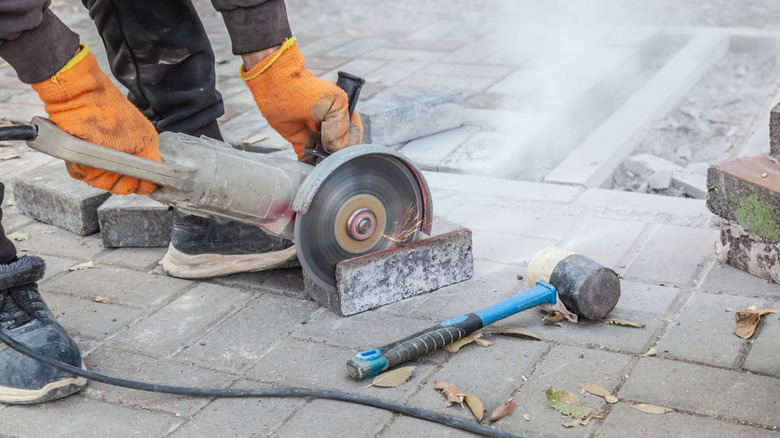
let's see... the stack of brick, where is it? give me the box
[706,103,780,283]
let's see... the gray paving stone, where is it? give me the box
[98,194,172,247]
[575,188,713,220]
[397,125,480,171]
[45,266,191,311]
[622,224,718,286]
[362,47,449,62]
[381,416,478,438]
[321,58,387,82]
[439,203,576,241]
[743,312,780,377]
[173,294,319,373]
[82,347,236,417]
[95,246,167,271]
[219,107,269,146]
[37,254,80,284]
[13,161,111,235]
[107,283,254,357]
[487,345,634,438]
[358,85,464,146]
[276,399,393,438]
[613,282,684,316]
[700,261,780,297]
[771,101,780,160]
[658,291,766,367]
[13,221,107,260]
[398,74,500,93]
[360,60,428,86]
[619,358,780,428]
[210,266,307,299]
[597,403,780,437]
[560,218,650,273]
[424,171,582,204]
[0,395,181,437]
[306,221,473,316]
[43,291,145,343]
[471,231,556,266]
[325,38,387,58]
[715,221,780,284]
[298,35,354,56]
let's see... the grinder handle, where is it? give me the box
[305,71,366,161]
[25,117,197,191]
[346,281,557,380]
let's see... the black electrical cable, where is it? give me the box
[0,125,37,141]
[0,329,524,438]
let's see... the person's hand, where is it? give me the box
[31,44,161,195]
[241,38,362,163]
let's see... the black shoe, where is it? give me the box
[0,256,87,404]
[160,209,299,279]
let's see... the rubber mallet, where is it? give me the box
[346,247,620,379]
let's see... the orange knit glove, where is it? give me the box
[31,44,161,195]
[241,37,362,162]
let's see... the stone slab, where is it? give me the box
[358,85,464,146]
[305,219,473,316]
[12,161,110,235]
[715,220,780,283]
[97,194,172,247]
[706,154,780,240]
[770,101,780,161]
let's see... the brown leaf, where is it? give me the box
[474,338,495,347]
[580,384,619,404]
[66,261,99,271]
[522,413,531,421]
[241,134,268,145]
[442,332,483,353]
[434,380,463,406]
[464,393,485,423]
[735,306,776,339]
[640,347,657,357]
[485,326,541,341]
[544,311,566,323]
[0,151,19,160]
[364,366,415,388]
[631,403,673,414]
[489,401,518,422]
[93,296,111,304]
[602,318,646,328]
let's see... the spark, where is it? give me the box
[382,203,435,247]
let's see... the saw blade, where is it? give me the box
[294,154,424,292]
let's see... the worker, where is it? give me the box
[0,0,362,404]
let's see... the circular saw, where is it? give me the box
[293,148,433,292]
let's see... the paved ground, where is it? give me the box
[0,2,779,437]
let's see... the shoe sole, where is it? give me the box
[0,361,88,405]
[160,244,300,279]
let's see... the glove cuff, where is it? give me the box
[239,37,301,82]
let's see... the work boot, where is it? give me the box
[160,209,299,279]
[0,256,87,404]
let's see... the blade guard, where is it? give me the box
[292,145,433,235]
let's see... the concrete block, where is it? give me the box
[12,161,110,235]
[358,86,464,146]
[97,194,172,247]
[715,220,780,284]
[706,154,780,240]
[305,219,473,316]
[623,153,684,176]
[770,101,780,161]
[671,171,707,199]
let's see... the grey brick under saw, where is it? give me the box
[12,162,110,236]
[98,194,172,247]
[305,219,473,316]
[771,102,780,162]
[358,85,464,146]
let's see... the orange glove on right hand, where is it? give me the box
[31,44,161,195]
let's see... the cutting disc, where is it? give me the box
[294,154,424,292]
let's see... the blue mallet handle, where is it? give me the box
[346,281,557,379]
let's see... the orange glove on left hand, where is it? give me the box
[31,44,161,195]
[241,37,362,163]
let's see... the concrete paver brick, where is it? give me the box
[471,231,556,265]
[83,347,236,417]
[362,48,449,63]
[43,291,144,342]
[97,194,172,248]
[14,221,107,260]
[298,35,354,56]
[321,58,387,82]
[13,162,110,235]
[397,125,480,171]
[360,60,427,86]
[95,246,167,271]
[619,357,780,428]
[560,217,649,273]
[211,267,307,299]
[621,224,718,285]
[770,101,780,160]
[715,221,780,283]
[397,73,500,93]
[218,108,269,146]
[658,291,763,367]
[0,91,45,123]
[743,309,780,376]
[275,399,393,438]
[0,396,181,437]
[173,294,319,373]
[359,85,464,146]
[107,283,254,357]
[324,38,387,58]
[700,261,780,297]
[439,41,497,64]
[598,403,780,437]
[424,171,582,204]
[575,188,713,220]
[613,282,683,316]
[45,266,191,311]
[37,254,83,283]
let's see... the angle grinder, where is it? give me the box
[2,72,433,292]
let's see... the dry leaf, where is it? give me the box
[640,347,657,357]
[0,151,19,160]
[93,296,111,304]
[464,393,485,423]
[364,366,415,388]
[735,306,775,339]
[365,76,383,83]
[6,232,28,242]
[489,401,518,422]
[242,134,268,145]
[485,326,541,341]
[545,388,591,419]
[562,417,590,428]
[631,403,673,414]
[442,332,483,353]
[66,261,99,271]
[602,318,646,328]
[215,58,229,64]
[434,380,463,406]
[516,274,524,280]
[474,338,495,347]
[659,283,679,288]
[580,384,618,404]
[522,413,531,421]
[544,311,566,323]
[0,141,10,147]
